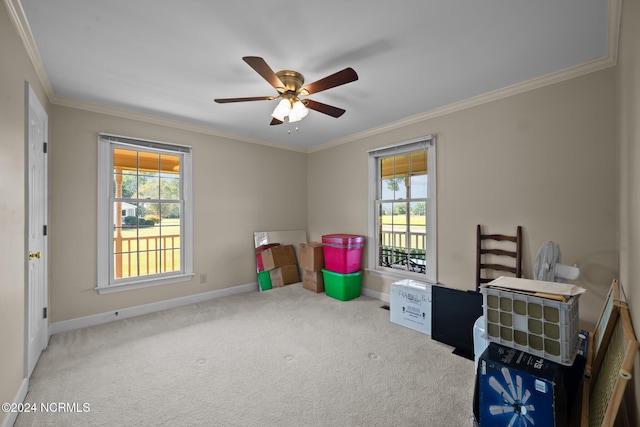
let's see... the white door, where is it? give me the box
[27,84,48,378]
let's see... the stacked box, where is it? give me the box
[300,242,324,271]
[481,278,581,366]
[269,265,300,288]
[255,243,280,272]
[302,269,324,293]
[477,343,570,427]
[260,245,297,271]
[475,341,588,427]
[322,234,365,274]
[320,234,364,301]
[322,269,362,301]
[300,242,325,293]
[256,244,299,291]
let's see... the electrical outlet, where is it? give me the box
[200,273,207,284]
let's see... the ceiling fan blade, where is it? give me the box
[243,56,285,90]
[303,99,346,118]
[301,67,358,95]
[270,118,284,126]
[214,96,275,103]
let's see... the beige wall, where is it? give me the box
[0,3,50,424]
[48,106,308,322]
[3,0,638,423]
[617,0,640,420]
[308,68,619,326]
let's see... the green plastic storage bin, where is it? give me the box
[257,270,272,291]
[322,269,362,301]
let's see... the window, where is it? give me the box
[97,134,193,293]
[368,136,436,282]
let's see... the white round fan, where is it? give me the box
[534,241,580,282]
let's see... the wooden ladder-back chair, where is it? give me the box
[475,225,523,292]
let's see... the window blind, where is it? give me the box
[99,133,192,154]
[367,135,433,158]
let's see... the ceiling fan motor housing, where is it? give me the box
[275,70,305,94]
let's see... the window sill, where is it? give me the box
[96,273,195,294]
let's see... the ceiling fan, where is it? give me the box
[214,56,358,125]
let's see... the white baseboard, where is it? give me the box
[361,286,390,303]
[49,282,258,336]
[1,378,28,427]
[48,282,388,337]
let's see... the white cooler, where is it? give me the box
[473,315,489,372]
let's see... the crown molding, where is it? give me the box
[4,0,55,100]
[607,0,623,66]
[309,54,617,153]
[52,95,307,153]
[6,0,304,152]
[52,49,618,156]
[11,0,621,155]
[310,0,622,153]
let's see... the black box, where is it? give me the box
[474,337,588,427]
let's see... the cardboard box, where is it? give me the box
[261,245,297,271]
[255,243,280,272]
[302,269,324,293]
[299,242,324,272]
[269,265,300,287]
[473,337,589,426]
[390,279,431,335]
[478,343,570,427]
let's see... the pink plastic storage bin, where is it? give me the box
[322,234,365,274]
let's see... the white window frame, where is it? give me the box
[367,135,437,283]
[97,133,194,294]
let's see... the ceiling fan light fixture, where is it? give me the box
[271,98,290,121]
[288,99,308,123]
[217,57,357,125]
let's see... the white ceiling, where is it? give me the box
[18,0,611,151]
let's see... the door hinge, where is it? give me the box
[43,142,48,153]
[43,307,48,319]
[43,225,47,236]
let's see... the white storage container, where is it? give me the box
[390,279,432,335]
[480,284,580,366]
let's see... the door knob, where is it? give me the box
[29,251,41,260]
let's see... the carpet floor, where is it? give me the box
[15,283,476,426]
